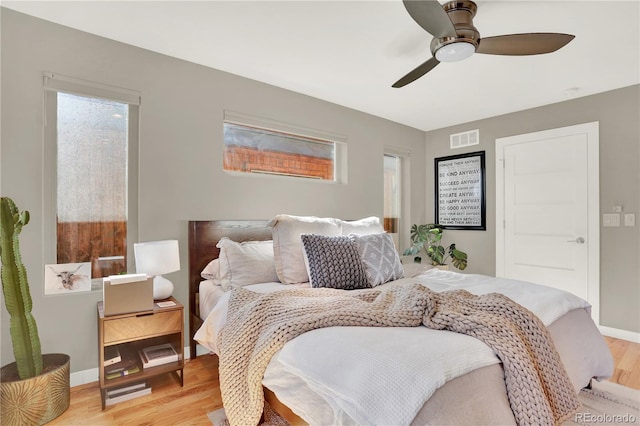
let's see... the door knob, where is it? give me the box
[567,237,585,244]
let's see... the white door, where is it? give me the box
[496,122,600,324]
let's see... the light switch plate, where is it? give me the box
[624,213,635,227]
[603,213,620,227]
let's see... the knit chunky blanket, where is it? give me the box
[217,282,580,426]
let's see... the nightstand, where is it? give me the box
[97,297,184,409]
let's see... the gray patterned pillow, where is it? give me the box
[350,233,404,287]
[300,234,370,290]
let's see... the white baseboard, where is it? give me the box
[70,367,99,387]
[599,325,640,343]
[70,345,192,388]
[196,344,213,357]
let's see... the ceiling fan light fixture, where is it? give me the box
[435,41,476,62]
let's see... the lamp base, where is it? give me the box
[152,275,174,300]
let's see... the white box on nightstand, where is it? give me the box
[103,274,153,316]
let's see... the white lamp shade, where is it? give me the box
[134,240,180,276]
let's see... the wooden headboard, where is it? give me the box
[187,220,272,357]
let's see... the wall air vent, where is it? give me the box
[450,129,479,149]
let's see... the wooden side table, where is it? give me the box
[97,297,184,409]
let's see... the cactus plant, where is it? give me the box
[0,196,42,379]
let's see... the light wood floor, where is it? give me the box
[49,337,639,425]
[604,336,640,390]
[49,355,222,426]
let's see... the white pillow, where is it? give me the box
[267,214,341,284]
[201,258,221,280]
[340,217,384,235]
[216,238,279,290]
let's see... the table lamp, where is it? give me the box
[134,239,180,300]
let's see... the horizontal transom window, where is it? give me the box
[222,112,346,183]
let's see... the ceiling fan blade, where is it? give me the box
[402,0,457,39]
[392,57,440,88]
[476,33,575,56]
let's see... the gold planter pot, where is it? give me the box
[1,353,70,425]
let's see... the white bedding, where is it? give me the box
[412,269,591,325]
[198,280,227,320]
[196,281,310,352]
[268,325,499,425]
[195,269,610,425]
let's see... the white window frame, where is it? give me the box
[43,72,140,284]
[223,110,348,184]
[383,146,411,251]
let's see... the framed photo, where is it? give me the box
[435,151,486,230]
[44,262,91,295]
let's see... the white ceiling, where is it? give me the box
[4,1,639,131]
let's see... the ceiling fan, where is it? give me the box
[392,0,575,88]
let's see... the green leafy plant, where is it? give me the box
[403,223,468,270]
[0,197,42,379]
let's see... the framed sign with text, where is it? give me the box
[435,151,486,230]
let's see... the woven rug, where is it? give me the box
[208,381,638,425]
[565,380,639,425]
[208,402,288,426]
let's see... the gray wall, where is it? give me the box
[424,85,640,333]
[1,8,637,376]
[0,9,426,372]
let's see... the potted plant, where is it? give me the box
[0,197,70,425]
[403,223,468,270]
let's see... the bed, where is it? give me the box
[188,218,614,426]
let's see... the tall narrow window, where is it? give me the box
[44,73,140,282]
[384,154,401,234]
[57,93,128,277]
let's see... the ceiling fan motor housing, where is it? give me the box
[430,0,480,57]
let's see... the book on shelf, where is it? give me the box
[105,381,151,406]
[106,381,147,397]
[139,343,179,368]
[105,345,140,379]
[105,356,137,375]
[105,365,140,380]
[104,346,121,367]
